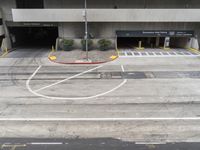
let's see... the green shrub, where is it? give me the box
[98,39,112,51]
[81,39,93,51]
[63,39,74,51]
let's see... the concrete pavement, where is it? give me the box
[0,48,200,144]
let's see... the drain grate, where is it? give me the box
[122,72,147,79]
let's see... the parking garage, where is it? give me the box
[8,23,58,48]
[116,30,195,49]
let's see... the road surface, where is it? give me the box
[0,48,200,145]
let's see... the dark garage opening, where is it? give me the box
[117,37,165,48]
[170,37,190,48]
[116,30,194,49]
[117,37,191,49]
[9,27,58,48]
[0,36,4,47]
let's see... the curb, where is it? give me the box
[48,49,119,65]
[48,56,119,65]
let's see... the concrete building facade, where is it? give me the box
[0,0,200,49]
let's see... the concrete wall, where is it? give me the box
[60,22,200,38]
[58,22,200,49]
[58,23,84,38]
[12,9,200,22]
[44,0,200,8]
[0,0,15,21]
[0,1,13,49]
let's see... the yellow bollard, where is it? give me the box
[139,41,142,48]
[5,47,8,53]
[51,45,55,52]
[136,41,144,50]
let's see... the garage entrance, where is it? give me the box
[116,30,194,49]
[117,37,165,48]
[0,36,3,47]
[9,26,58,48]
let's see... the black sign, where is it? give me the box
[116,30,194,37]
[6,21,58,27]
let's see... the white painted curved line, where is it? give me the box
[35,65,103,92]
[26,65,127,100]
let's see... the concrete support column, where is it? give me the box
[164,37,170,49]
[155,37,160,47]
[191,37,199,50]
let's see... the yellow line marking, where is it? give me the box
[110,55,118,60]
[0,52,8,57]
[0,48,8,58]
[136,47,145,50]
[48,46,56,60]
[160,47,171,51]
[49,55,57,60]
[188,48,200,55]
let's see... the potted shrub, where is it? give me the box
[98,39,112,51]
[63,39,74,51]
[81,39,93,51]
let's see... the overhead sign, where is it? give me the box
[6,21,58,27]
[116,30,194,37]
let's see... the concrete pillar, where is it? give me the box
[186,38,192,49]
[191,37,199,50]
[0,8,11,50]
[164,37,170,48]
[155,37,160,47]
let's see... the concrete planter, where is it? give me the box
[57,37,115,50]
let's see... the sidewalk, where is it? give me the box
[49,49,118,64]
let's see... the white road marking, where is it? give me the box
[35,65,103,92]
[119,49,200,58]
[26,65,127,100]
[29,142,62,145]
[119,55,200,58]
[121,65,125,72]
[0,117,200,121]
[135,141,167,145]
